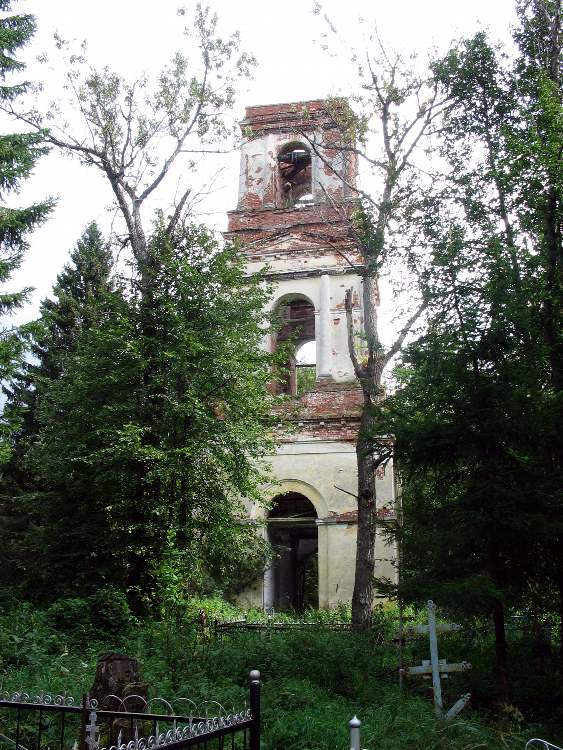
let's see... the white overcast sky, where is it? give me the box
[9,0,517,327]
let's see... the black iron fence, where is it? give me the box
[0,671,260,750]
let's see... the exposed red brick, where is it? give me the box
[328,506,396,524]
[230,100,368,445]
[240,100,347,139]
[333,510,358,523]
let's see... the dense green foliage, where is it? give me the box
[0,220,275,612]
[0,0,51,460]
[376,0,562,704]
[0,2,273,617]
[0,222,115,597]
[0,1,560,741]
[1,599,562,750]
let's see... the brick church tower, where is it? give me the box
[226,101,396,610]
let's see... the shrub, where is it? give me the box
[46,597,91,636]
[88,588,133,636]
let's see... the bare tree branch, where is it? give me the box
[384,298,428,365]
[166,187,192,236]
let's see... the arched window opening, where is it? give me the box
[295,340,316,396]
[266,493,318,610]
[277,142,312,207]
[275,297,316,396]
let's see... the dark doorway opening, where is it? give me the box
[267,492,318,611]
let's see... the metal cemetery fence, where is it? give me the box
[213,616,355,638]
[0,671,260,750]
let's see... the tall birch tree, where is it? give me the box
[305,18,449,626]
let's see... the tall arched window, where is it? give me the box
[274,296,316,396]
[277,142,312,207]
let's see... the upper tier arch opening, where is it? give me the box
[277,141,313,208]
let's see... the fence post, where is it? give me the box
[78,694,88,750]
[349,716,361,750]
[249,670,261,750]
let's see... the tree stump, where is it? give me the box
[90,653,149,744]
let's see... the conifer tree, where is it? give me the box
[0,0,51,460]
[5,222,113,464]
[0,223,115,598]
[379,0,562,704]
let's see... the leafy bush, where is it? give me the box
[0,604,62,672]
[47,597,91,636]
[88,588,133,636]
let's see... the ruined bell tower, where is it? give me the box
[226,101,396,610]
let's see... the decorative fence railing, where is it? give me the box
[0,671,260,750]
[212,616,396,647]
[213,617,355,639]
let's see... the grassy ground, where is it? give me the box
[0,598,561,750]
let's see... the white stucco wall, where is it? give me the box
[258,272,364,383]
[237,440,396,610]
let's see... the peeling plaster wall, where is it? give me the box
[264,272,363,383]
[238,440,396,609]
[228,100,397,611]
[237,129,347,210]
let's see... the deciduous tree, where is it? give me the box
[306,18,449,626]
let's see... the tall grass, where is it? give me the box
[0,598,561,750]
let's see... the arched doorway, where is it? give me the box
[266,492,318,611]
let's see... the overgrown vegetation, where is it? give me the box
[1,598,562,750]
[0,1,272,617]
[0,0,561,743]
[0,220,275,610]
[371,0,562,705]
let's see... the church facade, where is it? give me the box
[225,101,396,610]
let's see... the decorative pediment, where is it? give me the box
[250,231,327,255]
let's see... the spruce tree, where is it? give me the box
[0,0,51,459]
[0,223,115,599]
[5,222,113,461]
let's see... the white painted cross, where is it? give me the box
[84,709,99,750]
[402,600,472,719]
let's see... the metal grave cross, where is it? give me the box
[402,600,471,718]
[84,708,100,750]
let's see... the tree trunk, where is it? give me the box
[491,599,511,705]
[351,405,377,628]
[347,274,388,629]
